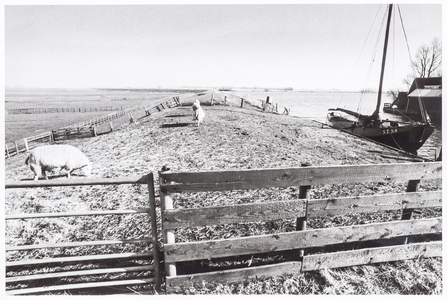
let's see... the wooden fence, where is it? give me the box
[7,106,126,115]
[6,96,166,115]
[159,162,442,292]
[4,174,161,295]
[5,96,182,158]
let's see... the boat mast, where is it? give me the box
[371,4,393,120]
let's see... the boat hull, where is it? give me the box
[327,114,434,153]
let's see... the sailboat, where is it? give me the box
[326,4,434,154]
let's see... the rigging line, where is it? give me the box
[397,5,413,63]
[357,5,387,114]
[394,106,417,123]
[338,4,383,108]
[398,4,425,114]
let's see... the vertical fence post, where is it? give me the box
[91,126,97,137]
[297,185,311,258]
[147,173,161,291]
[5,145,10,158]
[210,94,214,105]
[24,138,29,151]
[15,142,19,155]
[224,96,227,104]
[159,170,177,279]
[401,179,420,244]
[240,98,244,108]
[402,179,420,220]
[109,122,114,132]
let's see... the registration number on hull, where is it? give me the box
[382,128,398,135]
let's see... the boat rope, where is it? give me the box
[394,108,417,123]
[337,5,383,110]
[397,5,413,63]
[357,6,388,116]
[397,5,432,124]
[390,134,405,152]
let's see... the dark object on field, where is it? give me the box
[161,165,171,172]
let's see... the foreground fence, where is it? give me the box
[159,162,442,292]
[5,96,182,158]
[4,162,442,294]
[5,175,161,295]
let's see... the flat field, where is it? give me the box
[4,88,186,142]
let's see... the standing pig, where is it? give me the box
[25,145,92,180]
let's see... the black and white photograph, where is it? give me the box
[3,0,443,296]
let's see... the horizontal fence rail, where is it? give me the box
[159,162,442,291]
[6,279,156,296]
[160,162,441,192]
[6,237,153,252]
[5,173,161,295]
[161,190,442,230]
[163,217,442,263]
[5,252,154,268]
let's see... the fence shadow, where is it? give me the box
[159,123,190,128]
[165,114,190,118]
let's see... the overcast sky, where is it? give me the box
[4,1,444,91]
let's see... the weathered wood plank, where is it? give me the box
[164,217,441,263]
[163,199,307,229]
[6,237,153,251]
[160,162,442,192]
[6,278,155,295]
[6,252,153,267]
[403,191,443,209]
[166,261,302,292]
[302,241,442,271]
[6,265,154,283]
[307,191,442,217]
[5,175,149,188]
[6,208,151,220]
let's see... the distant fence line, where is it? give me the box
[8,106,126,115]
[5,96,182,158]
[6,97,166,115]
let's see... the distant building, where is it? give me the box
[383,77,442,122]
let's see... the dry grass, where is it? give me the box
[4,91,442,295]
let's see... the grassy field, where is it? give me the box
[4,89,442,295]
[4,88,189,142]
